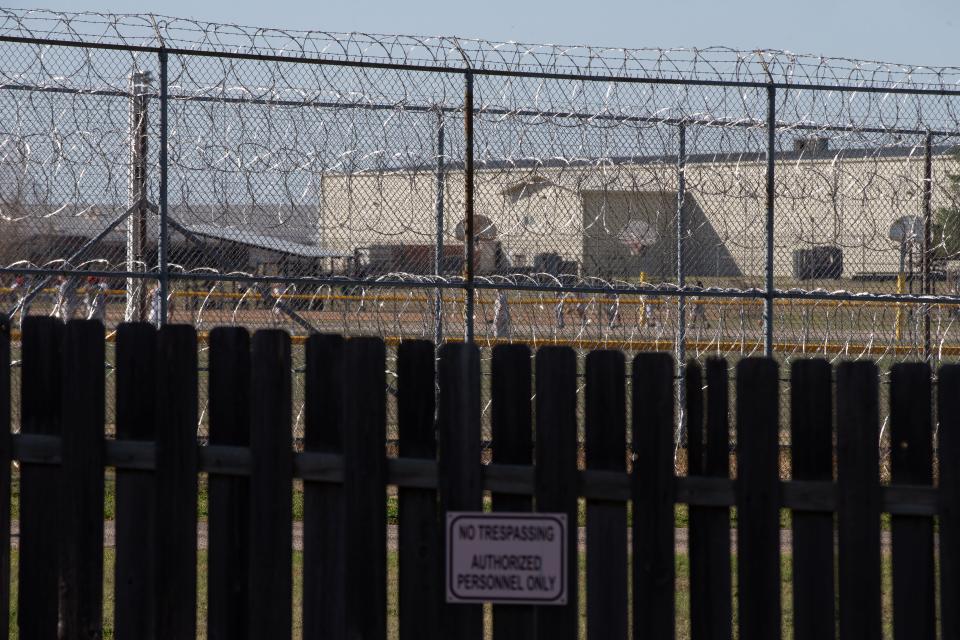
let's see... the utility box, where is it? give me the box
[793,246,843,280]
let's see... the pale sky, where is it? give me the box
[16,0,960,69]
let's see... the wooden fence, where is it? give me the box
[0,314,957,639]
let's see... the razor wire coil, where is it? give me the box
[0,9,958,463]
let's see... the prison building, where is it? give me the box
[317,140,957,282]
[0,140,956,283]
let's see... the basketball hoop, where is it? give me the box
[619,220,658,256]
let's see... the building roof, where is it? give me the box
[179,223,350,259]
[357,143,957,176]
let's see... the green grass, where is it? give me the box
[6,549,895,639]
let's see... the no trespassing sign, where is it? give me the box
[446,512,567,606]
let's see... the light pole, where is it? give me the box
[126,68,152,322]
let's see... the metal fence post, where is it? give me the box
[158,49,169,325]
[126,67,151,322]
[434,110,446,347]
[676,123,688,442]
[463,71,475,343]
[764,86,776,357]
[923,131,933,362]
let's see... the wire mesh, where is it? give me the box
[1,9,959,462]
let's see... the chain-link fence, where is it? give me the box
[1,9,959,456]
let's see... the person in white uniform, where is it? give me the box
[605,292,620,329]
[644,295,658,328]
[555,293,565,330]
[493,289,512,339]
[9,274,30,327]
[147,283,161,327]
[85,276,109,323]
[690,280,710,330]
[52,275,79,322]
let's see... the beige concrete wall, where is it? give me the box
[317,151,948,279]
[1,150,949,279]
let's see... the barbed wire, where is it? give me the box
[0,8,959,454]
[0,7,960,89]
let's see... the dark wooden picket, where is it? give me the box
[490,344,535,639]
[398,339,442,640]
[687,361,707,640]
[939,364,960,640]
[249,330,293,638]
[155,324,198,640]
[585,350,627,640]
[632,352,675,640]
[789,359,835,640]
[6,322,960,639]
[836,361,882,640]
[535,346,579,640]
[303,333,346,640]
[59,320,105,640]
[735,358,781,640]
[343,337,388,639]
[18,316,63,638]
[114,322,158,639]
[705,359,732,639]
[207,327,251,640]
[688,359,733,640]
[0,313,8,640]
[889,363,936,640]
[687,361,705,474]
[438,342,483,640]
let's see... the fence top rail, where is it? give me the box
[9,433,942,516]
[1,8,960,94]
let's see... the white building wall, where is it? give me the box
[317,152,943,280]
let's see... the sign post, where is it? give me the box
[446,512,567,605]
